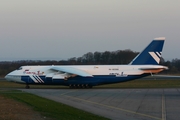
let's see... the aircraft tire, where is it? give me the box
[81,84,85,88]
[88,85,93,88]
[69,85,72,89]
[73,85,77,89]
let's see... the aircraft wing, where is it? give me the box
[50,66,93,77]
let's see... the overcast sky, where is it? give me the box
[0,0,180,61]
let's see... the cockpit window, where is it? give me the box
[17,67,23,70]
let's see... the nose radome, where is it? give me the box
[4,74,12,81]
[4,71,17,81]
[4,75,8,80]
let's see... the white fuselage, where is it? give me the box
[5,64,168,86]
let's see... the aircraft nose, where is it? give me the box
[5,73,13,81]
[5,75,8,79]
[4,71,17,82]
[5,71,24,83]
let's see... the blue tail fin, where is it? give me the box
[129,37,165,65]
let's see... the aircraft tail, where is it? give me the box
[129,37,165,65]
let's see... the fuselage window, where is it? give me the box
[17,67,22,70]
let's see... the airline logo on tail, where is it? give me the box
[149,51,162,64]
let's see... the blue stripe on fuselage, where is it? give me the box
[21,74,149,86]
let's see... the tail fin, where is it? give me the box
[129,37,165,65]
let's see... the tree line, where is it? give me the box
[0,49,180,76]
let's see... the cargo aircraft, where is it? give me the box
[5,37,168,88]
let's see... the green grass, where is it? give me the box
[0,90,109,120]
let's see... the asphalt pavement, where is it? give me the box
[22,88,180,120]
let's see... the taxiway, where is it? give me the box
[22,88,180,120]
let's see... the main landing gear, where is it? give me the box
[69,84,93,89]
[25,84,30,89]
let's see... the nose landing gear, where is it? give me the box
[25,84,30,89]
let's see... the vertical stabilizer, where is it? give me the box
[129,37,165,65]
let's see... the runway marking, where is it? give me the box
[162,92,166,120]
[62,92,161,120]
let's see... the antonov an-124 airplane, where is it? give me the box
[5,37,168,88]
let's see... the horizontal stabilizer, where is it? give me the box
[139,67,168,70]
[138,66,168,74]
[51,67,93,77]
